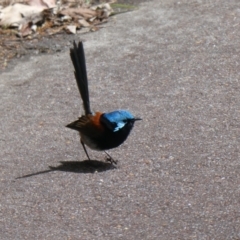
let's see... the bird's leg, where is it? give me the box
[104,151,118,165]
[81,140,91,161]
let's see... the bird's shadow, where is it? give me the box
[16,160,116,179]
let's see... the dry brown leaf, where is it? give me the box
[78,18,89,27]
[18,22,32,37]
[60,7,96,20]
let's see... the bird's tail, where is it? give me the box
[70,41,92,115]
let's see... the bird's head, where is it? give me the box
[100,110,141,132]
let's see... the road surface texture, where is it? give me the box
[1,0,240,239]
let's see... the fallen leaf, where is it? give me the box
[60,7,96,20]
[28,0,56,8]
[78,18,90,27]
[0,3,45,27]
[65,24,76,34]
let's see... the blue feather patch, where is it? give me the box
[102,110,134,132]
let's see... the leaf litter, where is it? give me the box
[0,0,120,70]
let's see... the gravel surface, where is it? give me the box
[1,0,240,239]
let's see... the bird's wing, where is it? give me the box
[66,113,104,138]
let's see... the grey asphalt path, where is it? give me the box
[1,0,240,239]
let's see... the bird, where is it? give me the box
[66,41,141,164]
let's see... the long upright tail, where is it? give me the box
[70,41,92,115]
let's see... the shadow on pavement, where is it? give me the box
[16,160,116,179]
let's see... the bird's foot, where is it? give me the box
[104,151,118,165]
[105,156,118,165]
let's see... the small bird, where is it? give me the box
[66,41,141,164]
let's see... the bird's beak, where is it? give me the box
[134,117,142,121]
